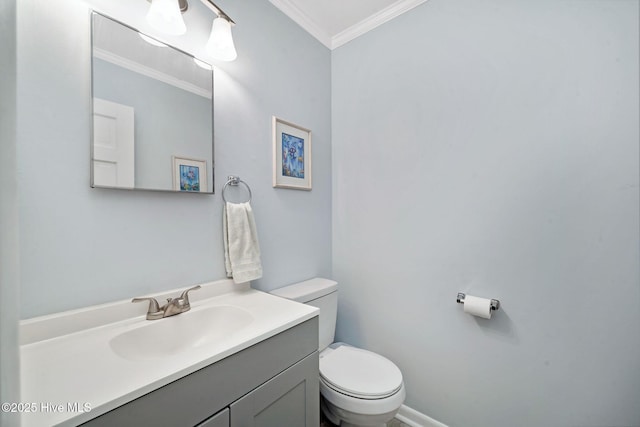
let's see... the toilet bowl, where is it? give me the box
[270,278,405,427]
[319,343,406,426]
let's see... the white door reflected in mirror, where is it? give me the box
[92,98,135,189]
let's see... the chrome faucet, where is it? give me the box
[132,285,202,320]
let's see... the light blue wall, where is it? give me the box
[332,1,640,426]
[0,0,21,425]
[17,0,331,318]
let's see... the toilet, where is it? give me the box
[270,278,405,427]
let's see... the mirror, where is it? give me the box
[91,13,214,193]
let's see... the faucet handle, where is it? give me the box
[179,285,202,306]
[132,297,163,320]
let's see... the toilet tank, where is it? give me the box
[270,278,338,351]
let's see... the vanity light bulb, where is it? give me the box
[205,17,237,62]
[146,0,186,36]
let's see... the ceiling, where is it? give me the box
[269,0,428,50]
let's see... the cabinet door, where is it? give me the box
[230,352,319,427]
[197,408,229,427]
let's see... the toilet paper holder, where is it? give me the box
[456,292,500,311]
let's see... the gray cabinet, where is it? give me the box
[82,318,319,427]
[231,352,319,427]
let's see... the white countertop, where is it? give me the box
[19,279,318,427]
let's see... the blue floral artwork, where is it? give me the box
[179,165,200,192]
[281,132,305,179]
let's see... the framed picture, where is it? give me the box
[172,156,208,192]
[272,116,312,190]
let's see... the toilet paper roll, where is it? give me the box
[463,295,492,319]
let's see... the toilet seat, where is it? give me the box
[320,345,403,399]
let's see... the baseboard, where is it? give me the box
[395,404,448,427]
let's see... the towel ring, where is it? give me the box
[222,175,252,203]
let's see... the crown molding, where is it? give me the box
[331,0,429,49]
[270,0,429,50]
[93,48,212,99]
[268,0,333,49]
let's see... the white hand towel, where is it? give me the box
[223,202,263,283]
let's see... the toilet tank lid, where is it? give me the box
[270,278,337,303]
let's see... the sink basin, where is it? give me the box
[110,305,254,361]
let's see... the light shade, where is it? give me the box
[146,0,186,36]
[205,16,237,62]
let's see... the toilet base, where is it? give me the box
[321,396,398,427]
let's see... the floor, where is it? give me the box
[320,411,410,427]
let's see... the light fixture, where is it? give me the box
[146,0,237,62]
[146,0,188,36]
[202,1,237,62]
[205,16,237,61]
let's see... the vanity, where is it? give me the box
[19,280,319,427]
